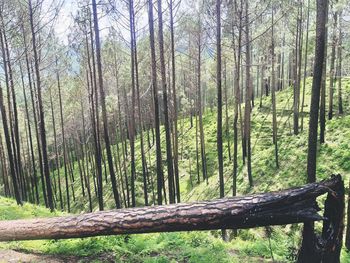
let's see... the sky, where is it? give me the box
[54,0,113,45]
[53,0,193,46]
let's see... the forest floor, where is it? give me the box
[0,249,118,262]
[0,249,68,263]
[1,78,350,262]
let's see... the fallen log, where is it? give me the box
[0,175,342,242]
[298,174,344,263]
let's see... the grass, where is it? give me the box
[0,77,350,262]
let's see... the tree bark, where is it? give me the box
[300,0,310,132]
[319,4,329,144]
[216,0,224,198]
[147,0,164,205]
[128,0,138,207]
[300,0,329,261]
[157,0,175,204]
[0,175,343,242]
[49,86,63,210]
[293,2,302,135]
[92,0,121,208]
[57,57,71,212]
[29,0,54,211]
[169,0,180,203]
[0,82,21,205]
[85,19,104,211]
[307,0,328,183]
[271,8,279,168]
[298,175,344,263]
[19,58,39,204]
[337,13,343,115]
[244,0,253,187]
[328,2,337,120]
[232,0,243,198]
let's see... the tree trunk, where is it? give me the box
[346,179,350,250]
[49,86,63,210]
[0,176,343,243]
[29,0,54,211]
[169,0,180,203]
[0,79,21,205]
[300,0,328,260]
[298,175,344,262]
[319,3,328,144]
[244,0,253,187]
[197,23,207,184]
[337,12,343,115]
[306,0,328,184]
[128,0,138,207]
[301,0,310,132]
[216,0,224,199]
[224,60,231,162]
[157,0,175,204]
[271,9,279,168]
[293,3,302,135]
[57,57,71,212]
[232,0,243,198]
[92,0,121,209]
[148,0,165,205]
[86,20,104,211]
[19,58,39,204]
[0,21,25,201]
[328,3,337,120]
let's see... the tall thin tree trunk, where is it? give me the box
[128,0,138,207]
[19,60,39,204]
[337,12,343,115]
[299,0,328,260]
[195,113,200,184]
[29,58,47,207]
[86,21,104,211]
[0,132,10,197]
[244,0,253,187]
[157,0,175,204]
[56,58,71,212]
[216,0,224,198]
[301,0,310,132]
[49,87,63,210]
[0,22,25,201]
[80,97,92,212]
[92,0,121,208]
[224,60,231,161]
[170,0,180,203]
[198,38,207,184]
[293,3,302,135]
[29,0,54,211]
[319,5,329,144]
[147,0,164,205]
[271,8,279,168]
[0,83,21,205]
[232,0,242,200]
[328,3,337,120]
[281,34,285,90]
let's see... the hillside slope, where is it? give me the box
[0,78,350,262]
[51,78,350,213]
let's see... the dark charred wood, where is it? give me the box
[0,175,342,242]
[298,174,344,263]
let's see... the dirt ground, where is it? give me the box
[0,249,68,263]
[0,249,116,263]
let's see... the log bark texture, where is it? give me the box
[298,174,344,263]
[0,175,342,242]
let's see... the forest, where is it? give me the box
[0,0,349,261]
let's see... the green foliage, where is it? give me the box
[1,78,350,262]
